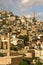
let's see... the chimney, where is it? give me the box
[7,33,10,56]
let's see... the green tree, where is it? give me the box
[18,35,29,46]
[19,61,29,65]
[19,59,31,65]
[10,44,18,51]
[35,59,42,65]
[33,57,39,62]
[0,53,4,57]
[32,17,37,25]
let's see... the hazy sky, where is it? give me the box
[0,0,43,20]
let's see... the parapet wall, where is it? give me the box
[0,57,11,64]
[0,55,23,65]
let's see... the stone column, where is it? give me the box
[7,33,10,56]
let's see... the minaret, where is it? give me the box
[33,11,35,18]
[7,33,10,56]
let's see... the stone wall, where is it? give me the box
[10,57,23,65]
[0,55,23,65]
